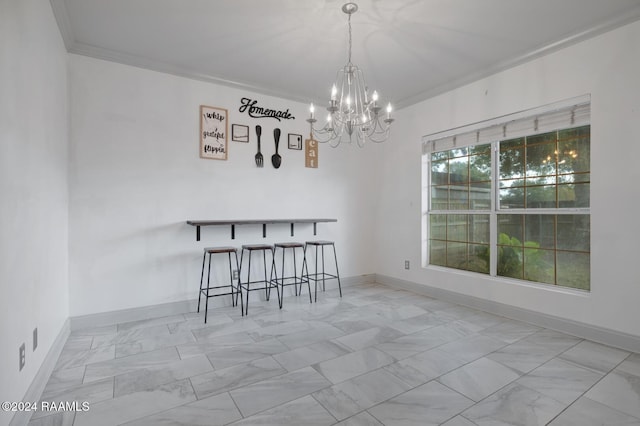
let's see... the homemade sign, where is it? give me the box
[200,105,228,160]
[238,97,295,122]
[305,137,318,168]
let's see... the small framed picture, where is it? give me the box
[232,124,249,143]
[288,133,303,150]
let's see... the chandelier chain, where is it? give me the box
[347,12,352,63]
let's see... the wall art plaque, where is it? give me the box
[200,105,228,160]
[232,124,249,142]
[305,137,318,168]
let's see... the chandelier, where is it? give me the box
[307,2,394,147]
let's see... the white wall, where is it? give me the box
[68,55,381,316]
[0,0,69,423]
[376,20,640,337]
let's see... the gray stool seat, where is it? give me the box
[303,240,342,302]
[198,246,241,323]
[204,246,237,254]
[305,240,334,246]
[275,242,305,249]
[242,244,274,251]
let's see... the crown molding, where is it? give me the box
[396,9,640,109]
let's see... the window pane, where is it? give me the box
[498,127,590,211]
[558,183,590,207]
[470,182,491,210]
[497,246,523,279]
[469,215,490,244]
[468,244,490,273]
[526,175,556,186]
[447,214,468,242]
[525,215,555,250]
[430,240,446,266]
[558,173,590,184]
[526,185,556,208]
[449,156,469,183]
[500,186,524,209]
[446,242,467,269]
[558,125,590,174]
[572,182,590,208]
[525,132,557,178]
[557,251,590,290]
[469,153,491,183]
[498,215,523,243]
[524,247,555,285]
[431,168,449,185]
[431,151,448,162]
[500,138,524,180]
[431,159,448,184]
[557,215,590,252]
[450,148,468,158]
[449,185,469,210]
[429,213,489,275]
[429,214,447,240]
[431,186,449,210]
[469,144,491,155]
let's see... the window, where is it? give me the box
[424,98,590,291]
[429,146,491,274]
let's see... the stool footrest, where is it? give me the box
[304,272,339,281]
[270,276,309,286]
[239,280,278,290]
[200,289,235,298]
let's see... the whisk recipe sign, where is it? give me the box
[200,105,228,160]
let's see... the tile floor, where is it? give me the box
[27,283,640,426]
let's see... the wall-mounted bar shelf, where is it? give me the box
[186,218,337,241]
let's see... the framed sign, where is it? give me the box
[288,133,302,150]
[200,105,228,160]
[232,124,249,143]
[305,137,318,168]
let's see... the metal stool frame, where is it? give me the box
[239,244,280,315]
[302,240,342,302]
[198,246,242,323]
[270,242,312,308]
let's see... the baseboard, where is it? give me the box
[70,299,197,331]
[9,318,70,426]
[70,274,370,330]
[375,273,640,353]
[342,273,376,286]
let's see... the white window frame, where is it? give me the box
[422,95,591,289]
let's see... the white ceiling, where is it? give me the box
[50,0,640,109]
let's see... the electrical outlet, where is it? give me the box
[19,343,25,371]
[232,270,239,280]
[405,260,410,270]
[33,327,38,351]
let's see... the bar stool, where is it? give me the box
[198,246,242,323]
[302,240,342,302]
[239,244,280,315]
[270,242,312,308]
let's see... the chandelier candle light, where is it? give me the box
[307,2,394,147]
